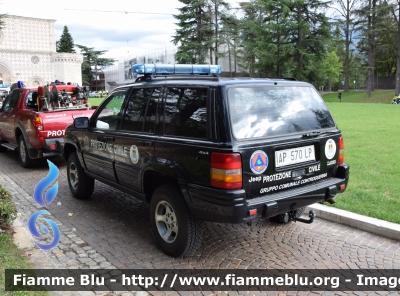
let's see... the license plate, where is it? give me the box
[275,145,315,167]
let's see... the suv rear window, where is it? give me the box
[228,86,335,139]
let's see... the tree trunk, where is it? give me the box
[209,5,213,64]
[344,0,350,92]
[366,0,372,98]
[396,1,400,95]
[297,9,304,74]
[215,1,218,65]
[228,41,232,74]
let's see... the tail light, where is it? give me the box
[211,152,242,189]
[338,136,344,165]
[34,116,43,131]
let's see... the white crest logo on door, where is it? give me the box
[130,145,139,164]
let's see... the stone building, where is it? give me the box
[0,15,83,87]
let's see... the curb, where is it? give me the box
[306,203,400,241]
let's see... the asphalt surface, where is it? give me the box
[1,150,400,296]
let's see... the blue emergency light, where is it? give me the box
[132,64,222,76]
[17,81,26,88]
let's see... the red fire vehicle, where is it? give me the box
[0,81,97,167]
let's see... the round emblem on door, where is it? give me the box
[130,145,139,164]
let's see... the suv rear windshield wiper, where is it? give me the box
[302,130,337,139]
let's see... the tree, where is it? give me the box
[75,45,115,85]
[374,16,397,76]
[220,13,240,74]
[237,0,264,76]
[0,14,6,30]
[238,0,330,81]
[332,0,362,92]
[390,0,400,95]
[172,0,213,64]
[289,0,331,81]
[208,0,230,64]
[256,0,294,77]
[323,51,343,91]
[57,25,75,53]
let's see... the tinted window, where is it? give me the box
[3,91,21,111]
[94,90,126,130]
[121,88,161,133]
[228,86,335,139]
[163,87,207,139]
[25,91,38,110]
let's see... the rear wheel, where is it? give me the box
[150,185,204,257]
[18,136,35,168]
[67,152,94,199]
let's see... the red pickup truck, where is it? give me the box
[0,82,96,167]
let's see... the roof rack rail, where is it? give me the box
[267,77,297,81]
[132,63,222,76]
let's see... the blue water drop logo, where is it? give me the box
[33,160,59,206]
[28,210,60,250]
[28,160,61,251]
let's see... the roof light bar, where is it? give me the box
[132,64,222,76]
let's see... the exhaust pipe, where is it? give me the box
[294,210,316,224]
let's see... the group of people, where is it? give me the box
[392,94,400,104]
[97,90,108,97]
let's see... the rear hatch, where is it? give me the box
[226,83,342,199]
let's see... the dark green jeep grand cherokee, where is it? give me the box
[63,64,350,257]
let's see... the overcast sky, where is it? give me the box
[3,0,241,62]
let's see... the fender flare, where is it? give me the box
[15,120,32,149]
[63,133,86,168]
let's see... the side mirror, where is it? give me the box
[74,117,89,129]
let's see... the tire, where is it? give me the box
[150,184,204,257]
[67,151,94,199]
[18,135,35,168]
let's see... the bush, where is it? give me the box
[0,185,16,230]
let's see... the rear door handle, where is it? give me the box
[97,136,114,142]
[139,141,153,147]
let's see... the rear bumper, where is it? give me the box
[28,137,65,159]
[185,164,350,224]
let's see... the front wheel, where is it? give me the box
[67,152,94,199]
[150,185,204,257]
[18,135,35,168]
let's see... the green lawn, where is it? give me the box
[88,97,106,106]
[323,89,394,104]
[0,234,48,296]
[322,90,400,223]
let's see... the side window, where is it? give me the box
[94,90,126,130]
[3,91,21,111]
[121,88,161,133]
[163,87,207,139]
[25,92,38,110]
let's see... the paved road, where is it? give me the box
[1,150,400,295]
